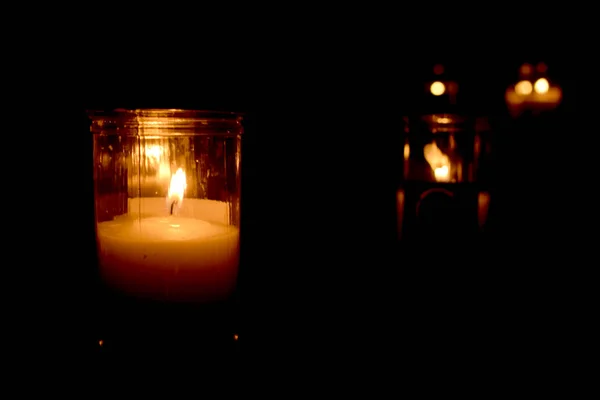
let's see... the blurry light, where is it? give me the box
[534,78,549,94]
[430,81,445,96]
[434,165,449,181]
[536,62,548,73]
[403,143,410,160]
[446,81,458,94]
[433,64,444,75]
[98,340,104,346]
[520,63,533,77]
[436,117,452,124]
[233,334,239,341]
[514,80,533,95]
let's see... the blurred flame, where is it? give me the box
[534,78,549,94]
[167,168,187,207]
[423,142,450,182]
[403,143,410,160]
[434,165,449,181]
[430,81,445,96]
[515,80,533,95]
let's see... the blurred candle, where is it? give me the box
[505,63,562,116]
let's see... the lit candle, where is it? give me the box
[423,141,451,182]
[96,169,239,303]
[505,65,562,116]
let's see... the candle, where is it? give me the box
[423,141,451,182]
[96,170,239,303]
[505,76,562,116]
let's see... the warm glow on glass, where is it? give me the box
[430,81,445,96]
[403,143,410,160]
[146,145,162,160]
[534,78,549,94]
[142,145,172,181]
[167,168,187,208]
[423,141,450,182]
[436,116,452,124]
[515,80,533,95]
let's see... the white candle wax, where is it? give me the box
[96,198,239,303]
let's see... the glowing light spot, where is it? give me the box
[534,78,549,94]
[430,81,445,96]
[514,80,533,95]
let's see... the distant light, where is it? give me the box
[520,63,533,77]
[98,340,104,347]
[536,62,548,73]
[233,334,239,341]
[534,78,549,94]
[433,64,444,75]
[514,80,533,95]
[430,81,445,96]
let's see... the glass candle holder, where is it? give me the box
[397,114,494,240]
[88,109,243,304]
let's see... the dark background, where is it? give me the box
[16,24,580,389]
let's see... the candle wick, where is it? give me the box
[170,200,177,215]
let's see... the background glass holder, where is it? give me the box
[397,114,494,241]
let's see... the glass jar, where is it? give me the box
[397,113,494,240]
[88,109,243,304]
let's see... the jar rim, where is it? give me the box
[87,108,244,136]
[87,108,244,120]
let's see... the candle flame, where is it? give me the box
[167,168,187,208]
[430,81,445,96]
[534,78,549,94]
[423,141,450,182]
[515,80,533,95]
